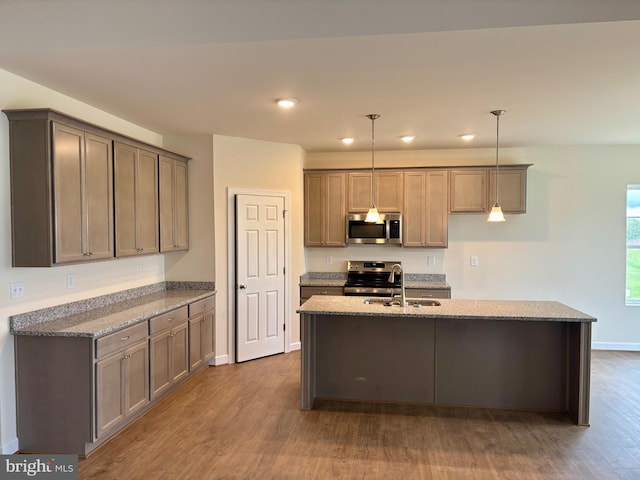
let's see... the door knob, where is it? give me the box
[238,284,247,290]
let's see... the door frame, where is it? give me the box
[227,187,291,364]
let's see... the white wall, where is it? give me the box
[0,69,166,453]
[305,146,640,349]
[213,135,305,363]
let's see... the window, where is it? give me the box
[626,185,640,305]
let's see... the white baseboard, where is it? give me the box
[592,342,640,351]
[211,354,229,366]
[290,342,301,351]
[3,437,19,454]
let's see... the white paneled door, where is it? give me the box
[235,194,286,362]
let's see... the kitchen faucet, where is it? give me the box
[388,263,406,307]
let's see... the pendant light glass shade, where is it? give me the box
[488,109,506,223]
[365,113,381,223]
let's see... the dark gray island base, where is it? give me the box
[297,297,596,426]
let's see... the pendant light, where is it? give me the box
[487,109,506,222]
[365,113,381,223]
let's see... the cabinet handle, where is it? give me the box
[83,252,91,257]
[120,336,130,341]
[167,317,174,322]
[201,304,206,309]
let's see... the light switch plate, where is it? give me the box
[67,274,75,290]
[427,256,436,266]
[10,282,24,300]
[470,256,479,267]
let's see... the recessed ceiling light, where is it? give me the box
[341,137,356,145]
[460,133,475,141]
[275,98,298,108]
[400,135,416,143]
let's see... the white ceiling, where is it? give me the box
[1,0,640,152]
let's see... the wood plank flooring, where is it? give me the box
[79,350,640,479]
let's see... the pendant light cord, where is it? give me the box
[495,112,500,205]
[491,109,506,206]
[366,114,380,207]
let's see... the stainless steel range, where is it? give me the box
[343,260,402,297]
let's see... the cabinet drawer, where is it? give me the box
[149,306,189,335]
[96,322,148,360]
[189,295,215,317]
[405,288,451,299]
[300,286,344,297]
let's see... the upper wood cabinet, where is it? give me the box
[450,166,529,214]
[4,109,190,266]
[449,169,488,213]
[114,142,159,257]
[488,168,527,213]
[5,111,115,266]
[304,172,347,247]
[347,171,403,212]
[53,123,114,264]
[403,170,449,248]
[159,156,189,252]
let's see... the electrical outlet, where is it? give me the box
[10,282,24,300]
[139,264,145,276]
[67,274,75,290]
[326,256,333,265]
[427,256,436,267]
[470,256,479,267]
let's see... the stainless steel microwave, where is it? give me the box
[346,213,402,245]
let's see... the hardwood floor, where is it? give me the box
[79,350,640,479]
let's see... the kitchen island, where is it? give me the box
[297,296,596,425]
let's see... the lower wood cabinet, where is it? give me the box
[188,296,215,371]
[96,340,149,438]
[150,307,190,400]
[14,293,216,456]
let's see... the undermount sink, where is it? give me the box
[363,298,441,307]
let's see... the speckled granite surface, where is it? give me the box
[10,281,216,338]
[299,272,450,290]
[297,296,596,322]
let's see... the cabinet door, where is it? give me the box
[137,149,160,253]
[171,322,189,383]
[376,171,403,212]
[189,316,204,371]
[488,168,527,213]
[115,144,159,257]
[347,173,372,212]
[304,173,324,246]
[202,310,214,363]
[403,172,427,247]
[403,171,448,247]
[425,171,448,247]
[96,352,125,438]
[159,156,175,252]
[150,329,172,399]
[174,160,189,250]
[449,170,487,213]
[324,173,346,246]
[124,341,149,417]
[114,142,139,257]
[52,123,85,263]
[159,156,189,252]
[84,133,114,260]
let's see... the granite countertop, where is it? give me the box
[299,272,451,290]
[297,295,596,323]
[10,282,216,338]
